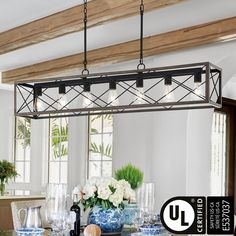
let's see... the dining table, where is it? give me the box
[0,229,139,236]
[0,230,170,236]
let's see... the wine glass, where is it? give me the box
[133,210,144,231]
[45,184,67,235]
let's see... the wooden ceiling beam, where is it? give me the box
[0,0,185,55]
[3,16,236,84]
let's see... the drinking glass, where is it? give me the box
[45,184,68,235]
[136,182,155,213]
[133,210,144,231]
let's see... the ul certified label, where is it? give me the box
[207,197,234,234]
[160,197,206,234]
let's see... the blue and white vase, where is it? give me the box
[123,203,139,225]
[88,205,124,233]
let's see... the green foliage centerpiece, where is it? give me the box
[0,160,18,196]
[115,163,144,190]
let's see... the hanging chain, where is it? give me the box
[82,0,89,75]
[137,0,145,70]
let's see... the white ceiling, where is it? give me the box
[0,0,83,32]
[0,0,236,72]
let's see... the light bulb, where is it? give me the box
[135,87,145,104]
[35,98,44,111]
[58,94,68,109]
[108,90,119,106]
[83,92,93,108]
[164,85,175,102]
[192,82,203,100]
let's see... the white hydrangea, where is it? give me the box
[77,177,135,208]
[72,185,83,200]
[124,187,136,202]
[117,179,136,202]
[97,184,112,200]
[83,184,96,200]
[109,191,123,207]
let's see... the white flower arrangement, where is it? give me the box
[73,177,135,210]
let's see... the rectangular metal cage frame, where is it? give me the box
[14,62,222,119]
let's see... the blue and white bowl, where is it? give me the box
[15,228,45,235]
[139,225,165,235]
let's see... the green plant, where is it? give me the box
[16,118,31,148]
[89,115,113,158]
[51,118,68,158]
[115,164,144,190]
[0,160,18,195]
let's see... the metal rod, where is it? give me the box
[16,104,216,120]
[137,0,145,70]
[82,0,89,75]
[32,68,202,89]
[15,62,218,84]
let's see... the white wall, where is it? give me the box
[0,90,14,162]
[113,113,154,182]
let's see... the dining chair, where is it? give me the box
[11,199,50,229]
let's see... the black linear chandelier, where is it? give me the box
[15,0,222,119]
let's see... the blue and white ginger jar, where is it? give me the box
[88,205,124,233]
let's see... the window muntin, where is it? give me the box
[88,115,113,178]
[48,118,68,184]
[14,117,31,183]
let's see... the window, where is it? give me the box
[48,118,68,184]
[211,111,227,196]
[14,117,31,183]
[88,115,113,178]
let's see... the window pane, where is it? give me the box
[15,162,24,183]
[90,116,102,134]
[16,117,31,139]
[89,152,102,161]
[49,162,60,184]
[15,140,25,161]
[88,115,113,178]
[103,134,113,160]
[25,162,30,183]
[25,142,31,161]
[50,117,68,137]
[102,162,112,177]
[103,115,113,133]
[50,144,60,161]
[15,117,31,184]
[89,161,101,178]
[90,134,102,160]
[60,142,68,160]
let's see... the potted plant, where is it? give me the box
[76,177,135,234]
[115,164,144,225]
[0,160,18,196]
[115,164,144,191]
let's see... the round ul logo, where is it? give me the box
[161,198,195,233]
